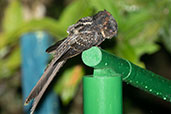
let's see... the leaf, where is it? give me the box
[160,3,171,53]
[0,0,93,49]
[132,22,161,56]
[120,10,152,40]
[0,47,21,78]
[2,0,23,32]
[54,65,84,104]
[58,0,93,31]
[0,18,62,49]
[161,25,171,52]
[87,0,121,24]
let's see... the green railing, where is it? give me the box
[82,47,171,114]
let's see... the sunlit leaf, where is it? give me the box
[0,18,62,49]
[58,0,93,32]
[2,0,23,32]
[54,65,84,104]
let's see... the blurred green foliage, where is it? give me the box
[54,65,83,105]
[0,0,170,105]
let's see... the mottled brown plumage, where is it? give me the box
[24,10,117,114]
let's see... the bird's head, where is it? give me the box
[93,10,118,39]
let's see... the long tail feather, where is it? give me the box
[25,39,70,105]
[24,58,58,105]
[30,60,66,114]
[24,37,73,113]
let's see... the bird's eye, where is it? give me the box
[107,25,112,30]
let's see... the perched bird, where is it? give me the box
[24,10,118,114]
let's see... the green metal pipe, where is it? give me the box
[83,75,122,114]
[82,47,171,102]
[82,48,122,114]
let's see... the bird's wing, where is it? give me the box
[46,38,67,54]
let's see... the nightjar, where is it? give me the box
[24,10,117,114]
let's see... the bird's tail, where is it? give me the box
[24,59,66,114]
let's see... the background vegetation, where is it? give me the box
[0,0,170,113]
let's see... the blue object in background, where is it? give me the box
[21,32,59,114]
